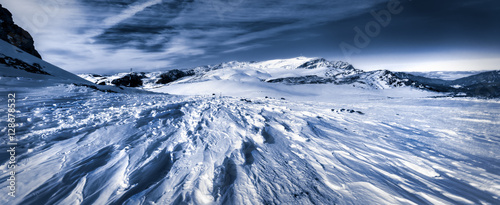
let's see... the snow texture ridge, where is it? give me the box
[0,84,499,204]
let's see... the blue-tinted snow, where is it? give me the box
[0,81,498,204]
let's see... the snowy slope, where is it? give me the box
[0,39,148,94]
[0,39,89,84]
[0,83,499,204]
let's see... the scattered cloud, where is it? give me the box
[1,0,499,73]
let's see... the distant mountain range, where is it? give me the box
[407,71,486,81]
[79,58,500,98]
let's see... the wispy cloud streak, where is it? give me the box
[3,0,499,73]
[102,0,163,29]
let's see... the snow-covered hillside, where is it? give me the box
[0,39,89,84]
[79,57,500,98]
[0,39,147,94]
[78,57,404,91]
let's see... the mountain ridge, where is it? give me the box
[78,57,500,98]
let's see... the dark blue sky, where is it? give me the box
[2,0,500,73]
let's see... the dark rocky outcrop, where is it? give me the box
[111,73,145,87]
[72,83,118,93]
[156,69,193,84]
[0,54,50,75]
[332,108,364,115]
[0,4,42,58]
[266,75,335,84]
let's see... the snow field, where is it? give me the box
[0,83,498,204]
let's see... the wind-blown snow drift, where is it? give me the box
[1,82,499,204]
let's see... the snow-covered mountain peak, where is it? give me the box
[77,56,500,98]
[252,56,316,69]
[79,57,365,87]
[295,58,356,71]
[250,57,356,72]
